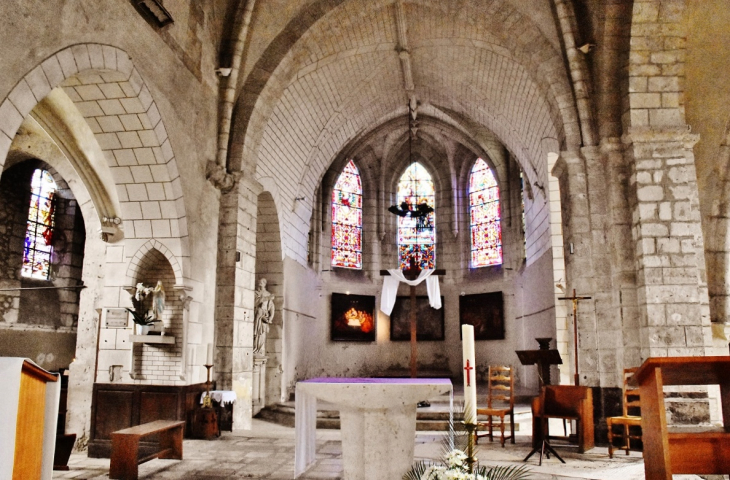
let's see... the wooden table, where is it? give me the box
[630,356,730,478]
[109,420,185,480]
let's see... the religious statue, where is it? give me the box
[253,278,275,355]
[152,280,165,321]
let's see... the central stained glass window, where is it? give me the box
[331,159,362,269]
[22,169,57,280]
[469,158,502,267]
[397,162,435,269]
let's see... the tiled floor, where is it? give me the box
[52,417,679,480]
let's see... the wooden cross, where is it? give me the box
[463,359,474,387]
[381,258,445,378]
[558,288,592,386]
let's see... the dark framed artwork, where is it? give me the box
[459,292,504,340]
[330,293,376,342]
[390,296,445,341]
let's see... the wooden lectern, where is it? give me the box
[0,358,61,480]
[629,356,730,479]
[516,337,562,387]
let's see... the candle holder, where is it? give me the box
[203,364,213,408]
[463,422,477,473]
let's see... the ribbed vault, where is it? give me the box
[233,0,577,261]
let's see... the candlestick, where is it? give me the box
[202,364,213,408]
[461,324,478,425]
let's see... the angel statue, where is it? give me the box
[253,278,275,355]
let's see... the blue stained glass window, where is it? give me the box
[397,163,436,269]
[469,158,502,267]
[22,169,57,280]
[331,160,362,269]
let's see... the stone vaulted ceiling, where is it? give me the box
[234,0,579,256]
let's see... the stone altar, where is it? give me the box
[294,377,452,479]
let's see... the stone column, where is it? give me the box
[551,150,599,386]
[214,176,261,429]
[624,128,712,359]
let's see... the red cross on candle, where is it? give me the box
[464,359,474,387]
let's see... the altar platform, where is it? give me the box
[257,384,535,432]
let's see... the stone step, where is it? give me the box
[255,402,532,431]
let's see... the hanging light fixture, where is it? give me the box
[388,98,434,230]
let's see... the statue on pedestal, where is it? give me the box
[253,278,275,355]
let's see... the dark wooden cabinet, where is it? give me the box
[88,382,209,458]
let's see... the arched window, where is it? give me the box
[331,159,362,269]
[22,169,57,279]
[397,162,436,269]
[469,158,502,267]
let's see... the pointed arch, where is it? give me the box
[125,240,183,286]
[397,162,436,269]
[469,158,502,267]
[331,159,363,269]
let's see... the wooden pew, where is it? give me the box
[109,420,185,480]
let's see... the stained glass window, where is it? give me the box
[397,163,436,269]
[331,160,362,269]
[469,158,502,267]
[22,169,57,280]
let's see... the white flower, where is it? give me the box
[445,449,468,468]
[421,465,447,480]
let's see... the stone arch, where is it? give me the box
[0,43,190,260]
[253,191,284,406]
[230,0,580,266]
[125,240,183,287]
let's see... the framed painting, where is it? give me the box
[390,296,445,341]
[330,293,376,342]
[459,291,504,340]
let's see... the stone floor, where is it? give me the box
[52,416,710,480]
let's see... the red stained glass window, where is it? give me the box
[469,158,502,267]
[397,163,436,269]
[22,169,57,280]
[331,160,362,269]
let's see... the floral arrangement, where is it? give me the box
[405,448,529,480]
[126,282,156,326]
[403,403,530,480]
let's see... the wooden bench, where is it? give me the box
[109,420,185,480]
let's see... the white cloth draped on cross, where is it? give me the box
[379,268,442,315]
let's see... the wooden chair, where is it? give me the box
[606,367,641,458]
[476,365,514,446]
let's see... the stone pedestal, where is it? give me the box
[252,355,268,415]
[294,378,452,479]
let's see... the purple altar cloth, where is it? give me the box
[302,377,452,384]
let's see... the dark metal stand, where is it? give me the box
[523,415,565,465]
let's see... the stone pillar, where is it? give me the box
[552,150,599,386]
[214,176,261,430]
[624,128,712,359]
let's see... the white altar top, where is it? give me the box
[294,377,453,479]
